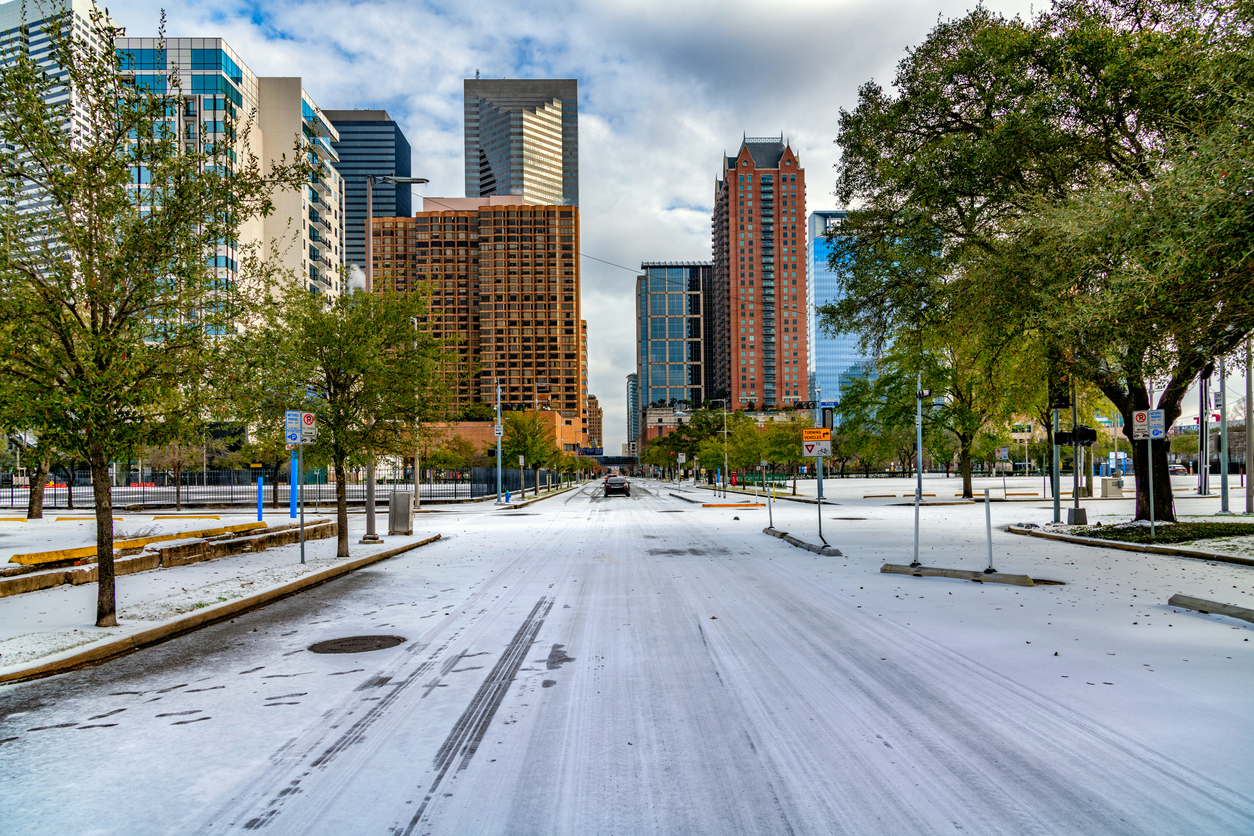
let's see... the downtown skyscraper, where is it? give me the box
[711,136,808,408]
[325,110,412,272]
[464,78,578,206]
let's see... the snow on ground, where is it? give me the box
[1,480,1252,834]
[0,510,448,674]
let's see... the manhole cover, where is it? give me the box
[308,635,406,654]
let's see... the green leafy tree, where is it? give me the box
[826,0,1254,520]
[501,412,560,496]
[0,11,312,625]
[230,285,444,556]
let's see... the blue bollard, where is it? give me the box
[257,475,264,522]
[289,450,297,519]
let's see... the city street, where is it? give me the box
[2,479,1253,834]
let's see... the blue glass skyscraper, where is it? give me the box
[807,211,872,402]
[635,263,709,414]
[325,110,412,271]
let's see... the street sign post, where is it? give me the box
[678,453,687,463]
[802,440,832,458]
[802,428,831,442]
[1147,409,1165,439]
[1132,410,1149,440]
[493,424,503,437]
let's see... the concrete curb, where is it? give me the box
[0,534,443,685]
[669,493,701,504]
[1007,526,1254,569]
[494,485,580,510]
[763,526,842,556]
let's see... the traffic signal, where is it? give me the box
[796,401,816,410]
[821,407,834,429]
[1074,425,1098,446]
[1055,430,1073,446]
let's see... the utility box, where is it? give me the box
[1100,477,1123,498]
[389,491,414,535]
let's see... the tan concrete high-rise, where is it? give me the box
[586,395,603,451]
[372,198,587,449]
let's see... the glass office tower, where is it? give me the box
[636,263,709,411]
[807,211,873,401]
[325,110,412,271]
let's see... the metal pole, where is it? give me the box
[722,403,732,501]
[496,383,504,503]
[766,465,774,529]
[1246,339,1253,515]
[815,385,824,501]
[1199,373,1209,494]
[361,175,382,542]
[1220,356,1231,513]
[911,374,922,567]
[1148,435,1155,538]
[1068,379,1086,524]
[1052,408,1060,523]
[298,442,305,564]
[983,488,995,573]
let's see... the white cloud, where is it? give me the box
[108,0,1036,451]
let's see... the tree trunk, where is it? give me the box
[271,459,281,508]
[1126,436,1175,523]
[959,438,974,498]
[90,449,117,627]
[64,463,74,509]
[333,456,350,558]
[26,459,50,519]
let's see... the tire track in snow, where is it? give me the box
[398,596,553,834]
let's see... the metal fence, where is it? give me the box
[0,466,581,510]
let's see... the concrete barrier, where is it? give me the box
[880,563,1049,587]
[763,527,842,556]
[0,570,70,597]
[1167,593,1254,625]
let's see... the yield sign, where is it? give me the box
[803,440,832,457]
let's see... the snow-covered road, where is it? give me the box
[2,481,1252,834]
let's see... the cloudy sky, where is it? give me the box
[105,0,1044,450]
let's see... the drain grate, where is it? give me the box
[308,635,406,654]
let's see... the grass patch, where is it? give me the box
[1079,521,1254,544]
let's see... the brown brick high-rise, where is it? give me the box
[712,136,807,409]
[372,199,587,449]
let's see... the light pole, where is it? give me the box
[1246,339,1253,515]
[711,398,730,498]
[361,174,428,543]
[495,381,504,504]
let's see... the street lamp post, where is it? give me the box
[711,398,730,498]
[362,174,428,543]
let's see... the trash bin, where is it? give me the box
[1100,477,1123,498]
[389,491,414,535]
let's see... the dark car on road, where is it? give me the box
[604,476,630,497]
